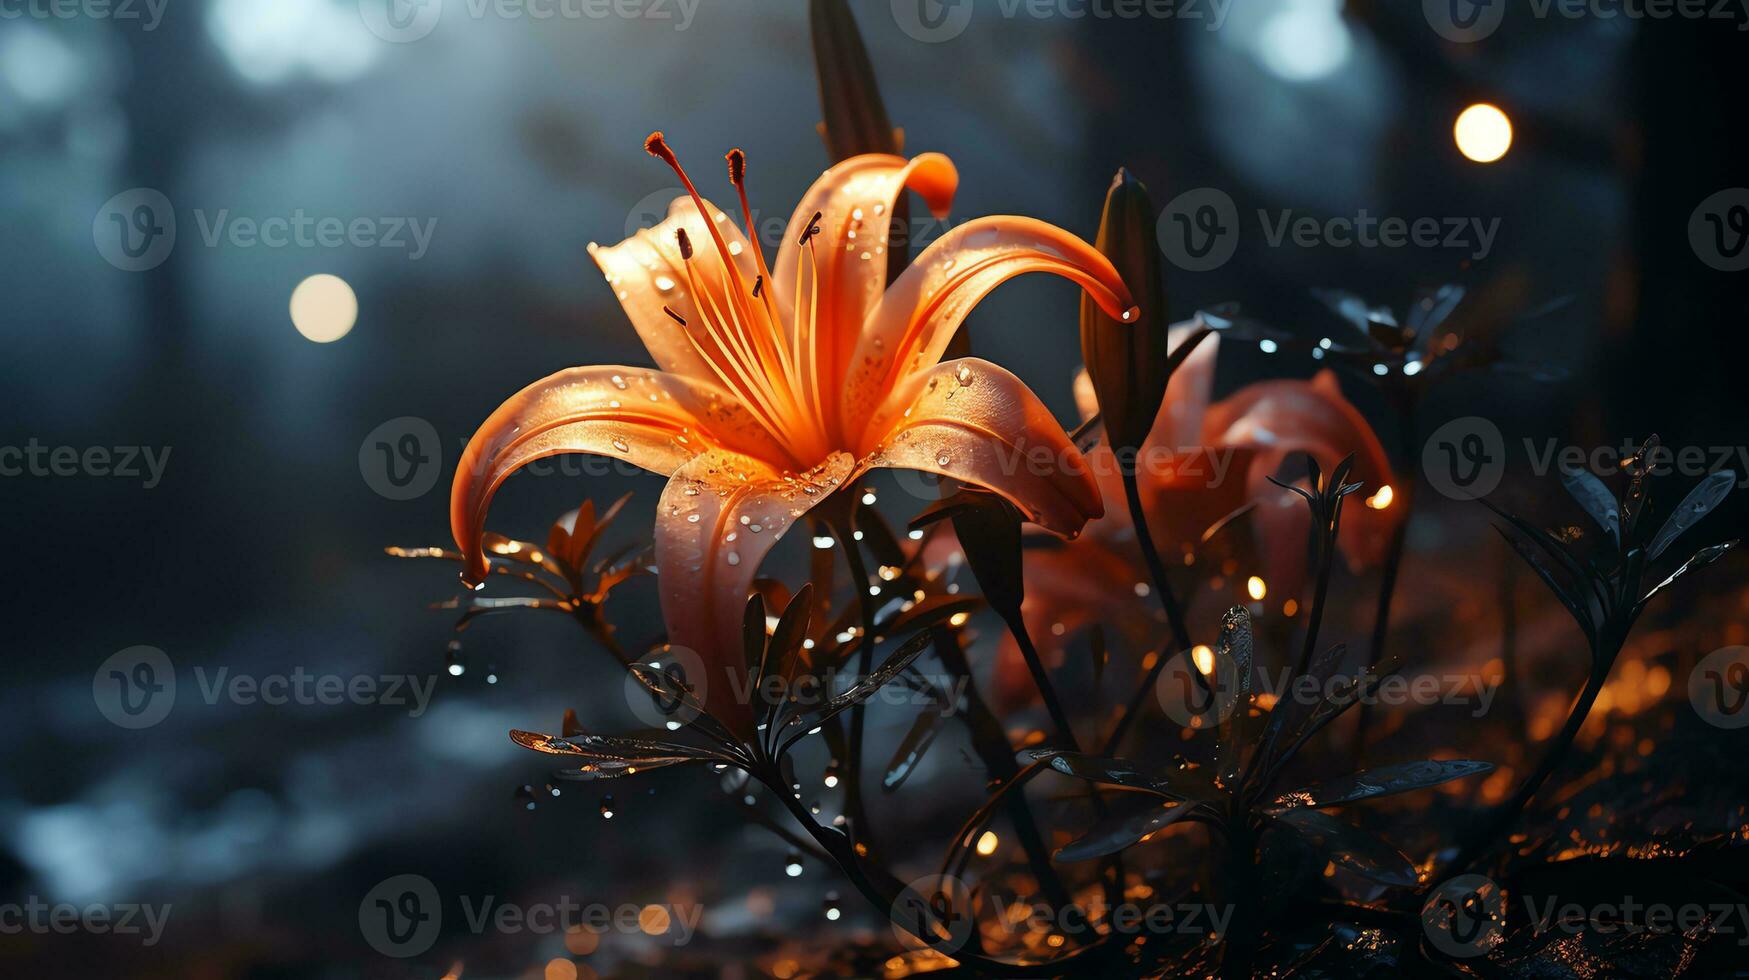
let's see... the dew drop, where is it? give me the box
[516,784,538,811]
[600,794,615,819]
[612,438,630,453]
[611,374,629,389]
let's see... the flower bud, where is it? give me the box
[1081,168,1168,454]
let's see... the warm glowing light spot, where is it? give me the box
[545,959,579,980]
[1454,103,1513,163]
[975,831,999,856]
[1282,599,1299,617]
[289,273,357,342]
[1366,484,1395,510]
[1246,576,1267,601]
[948,611,970,628]
[638,905,671,935]
[1192,644,1215,675]
[564,925,600,955]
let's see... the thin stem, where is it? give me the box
[824,492,881,861]
[1354,395,1418,763]
[1003,609,1077,747]
[1102,468,1206,751]
[1450,634,1621,874]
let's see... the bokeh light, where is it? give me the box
[289,274,357,343]
[1454,103,1513,163]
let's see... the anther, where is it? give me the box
[675,228,693,260]
[726,148,746,188]
[644,131,677,166]
[663,306,687,326]
[752,275,764,298]
[798,210,824,246]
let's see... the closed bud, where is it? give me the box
[809,0,903,159]
[1081,168,1169,454]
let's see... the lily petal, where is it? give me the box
[863,358,1102,536]
[655,449,856,736]
[845,216,1135,430]
[589,196,770,385]
[451,365,783,585]
[1203,369,1400,570]
[772,153,959,426]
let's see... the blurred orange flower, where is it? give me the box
[994,326,1401,710]
[451,133,1135,733]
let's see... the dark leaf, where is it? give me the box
[1269,808,1417,887]
[1559,465,1620,546]
[1646,470,1735,560]
[1267,759,1493,812]
[1054,800,1196,862]
[1640,540,1737,608]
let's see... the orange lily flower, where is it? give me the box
[451,133,1136,733]
[993,325,1401,710]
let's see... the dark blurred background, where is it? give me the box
[2,0,1745,976]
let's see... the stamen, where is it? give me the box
[663,306,687,326]
[799,210,824,246]
[752,275,763,298]
[725,148,746,189]
[676,228,693,260]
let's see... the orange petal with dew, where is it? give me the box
[590,196,770,385]
[862,358,1102,537]
[654,450,855,737]
[845,216,1135,430]
[450,366,782,586]
[772,153,958,419]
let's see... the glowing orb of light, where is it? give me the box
[1454,103,1513,163]
[290,273,357,343]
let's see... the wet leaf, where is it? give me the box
[883,706,945,792]
[1640,540,1737,609]
[1054,800,1195,862]
[1269,808,1417,887]
[1560,465,1620,546]
[1647,470,1735,560]
[1267,759,1493,812]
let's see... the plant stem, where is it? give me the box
[1003,610,1078,747]
[1354,395,1418,763]
[1451,641,1619,874]
[929,629,1076,913]
[826,496,881,862]
[1103,469,1205,752]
